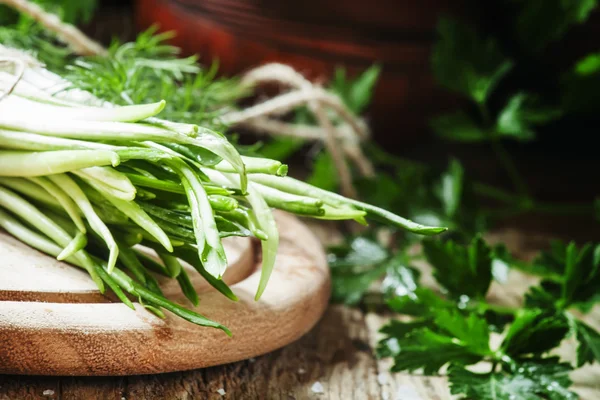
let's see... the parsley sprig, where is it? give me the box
[326,2,600,398]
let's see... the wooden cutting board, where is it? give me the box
[0,212,330,376]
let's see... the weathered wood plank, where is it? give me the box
[0,376,60,400]
[2,227,600,399]
[61,377,126,400]
[0,306,383,400]
[123,305,381,400]
[365,313,451,400]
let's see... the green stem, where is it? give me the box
[473,182,522,205]
[482,302,519,316]
[490,361,499,373]
[490,139,529,198]
[477,101,491,126]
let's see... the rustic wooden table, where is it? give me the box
[1,226,599,400]
[1,4,599,398]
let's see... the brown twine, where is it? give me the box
[0,0,107,57]
[227,63,375,197]
[2,0,374,197]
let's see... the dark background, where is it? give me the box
[86,0,599,209]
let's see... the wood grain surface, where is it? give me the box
[1,225,599,399]
[0,212,330,376]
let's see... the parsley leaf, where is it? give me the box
[501,309,569,357]
[331,264,386,305]
[329,238,424,305]
[423,235,493,299]
[432,17,513,104]
[331,65,381,114]
[516,0,598,51]
[430,111,488,142]
[563,53,600,115]
[433,94,561,144]
[573,319,600,366]
[380,254,421,298]
[328,236,388,305]
[328,236,388,268]
[530,240,570,276]
[449,359,577,400]
[435,158,464,218]
[378,308,491,374]
[527,241,600,311]
[495,93,562,142]
[387,287,452,316]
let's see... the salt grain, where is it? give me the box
[42,389,54,397]
[216,388,226,396]
[395,385,422,400]
[310,381,324,394]
[298,368,306,374]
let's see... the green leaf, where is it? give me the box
[430,111,488,142]
[328,236,388,269]
[331,264,386,305]
[532,241,600,311]
[573,318,600,366]
[50,0,98,24]
[331,65,381,114]
[562,54,600,114]
[381,254,421,298]
[524,282,561,309]
[354,172,404,214]
[385,328,487,374]
[378,308,491,374]
[575,53,600,76]
[256,138,304,162]
[495,93,562,142]
[387,287,451,316]
[434,309,491,356]
[435,158,464,218]
[501,309,569,357]
[491,244,511,283]
[516,0,598,51]
[449,359,576,400]
[376,319,432,358]
[568,244,600,311]
[328,236,389,305]
[531,240,570,276]
[423,235,493,299]
[561,242,583,305]
[432,17,513,103]
[306,151,339,192]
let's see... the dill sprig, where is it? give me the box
[64,27,248,128]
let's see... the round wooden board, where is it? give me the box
[0,212,330,376]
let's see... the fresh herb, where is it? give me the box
[326,4,600,398]
[2,1,599,397]
[371,236,598,399]
[64,27,246,128]
[0,30,443,335]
